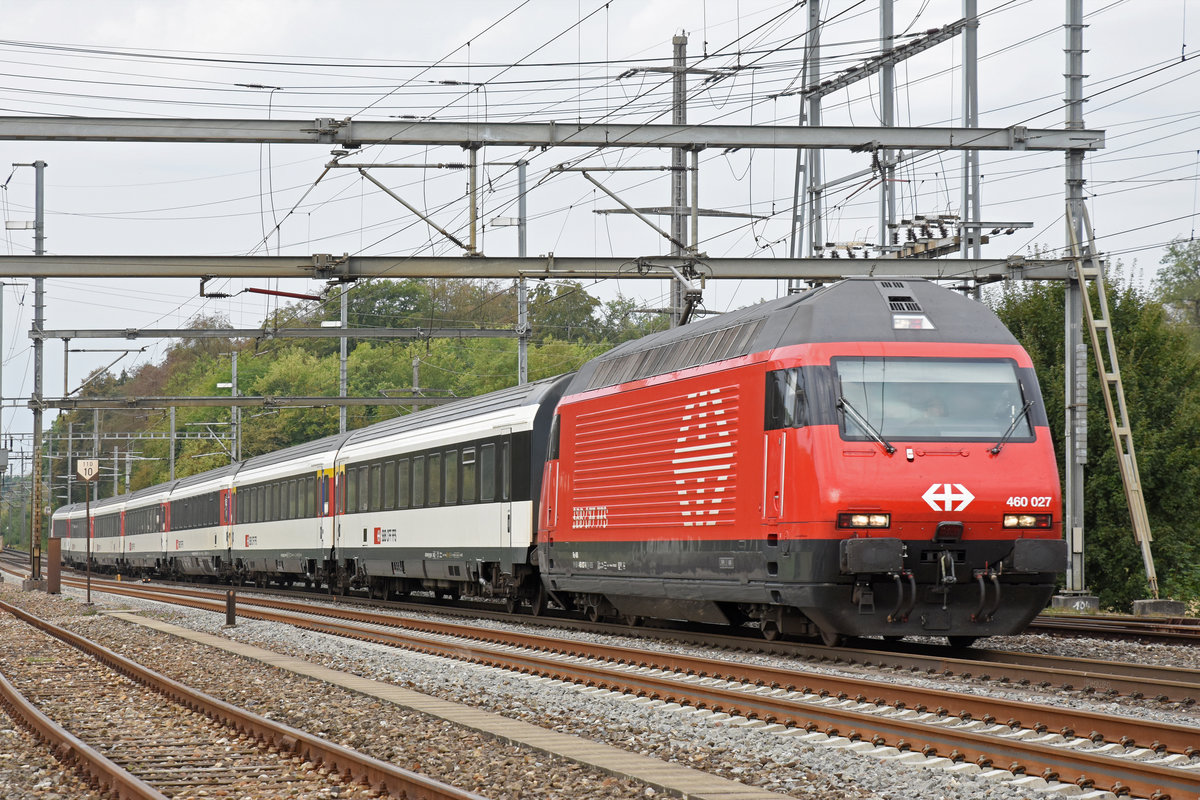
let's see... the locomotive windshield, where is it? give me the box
[833,357,1033,442]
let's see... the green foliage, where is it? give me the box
[991,278,1200,608]
[1155,238,1200,348]
[32,279,665,524]
[529,280,604,343]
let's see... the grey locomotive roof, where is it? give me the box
[570,278,1019,393]
[343,374,571,446]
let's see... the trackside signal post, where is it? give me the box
[77,458,98,604]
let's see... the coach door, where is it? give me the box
[484,430,513,551]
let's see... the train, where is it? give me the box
[53,277,1067,646]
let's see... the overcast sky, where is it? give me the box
[0,0,1195,465]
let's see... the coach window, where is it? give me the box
[357,465,370,513]
[428,452,442,506]
[444,450,459,505]
[500,440,511,501]
[412,456,425,507]
[398,458,411,508]
[305,476,315,517]
[462,448,477,504]
[765,368,808,430]
[288,480,299,519]
[383,461,396,510]
[370,463,383,511]
[480,444,496,502]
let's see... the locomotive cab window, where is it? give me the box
[834,357,1033,442]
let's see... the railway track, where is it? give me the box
[46,572,1200,800]
[188,573,1200,705]
[1030,612,1200,644]
[10,556,1199,703]
[0,596,487,800]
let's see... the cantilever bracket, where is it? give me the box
[199,275,232,299]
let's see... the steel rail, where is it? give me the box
[0,598,489,800]
[58,578,1200,800]
[0,668,167,800]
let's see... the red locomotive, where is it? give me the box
[537,277,1065,645]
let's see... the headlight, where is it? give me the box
[1003,514,1052,529]
[838,512,891,529]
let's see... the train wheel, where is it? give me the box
[947,635,978,648]
[504,597,518,615]
[818,627,844,648]
[621,614,643,628]
[530,585,549,617]
[761,621,782,641]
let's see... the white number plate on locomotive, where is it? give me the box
[1005,496,1053,508]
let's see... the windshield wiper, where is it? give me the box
[837,396,896,455]
[989,399,1035,455]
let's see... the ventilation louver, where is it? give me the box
[586,318,765,390]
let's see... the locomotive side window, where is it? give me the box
[548,415,561,459]
[765,368,809,429]
[834,357,1032,442]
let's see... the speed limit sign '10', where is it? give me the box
[76,459,99,482]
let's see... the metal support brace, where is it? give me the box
[357,168,469,252]
[1065,203,1159,599]
[572,169,689,253]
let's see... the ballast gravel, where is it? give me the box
[4,579,1195,800]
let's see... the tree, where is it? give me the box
[1156,238,1200,347]
[529,281,603,343]
[991,278,1200,608]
